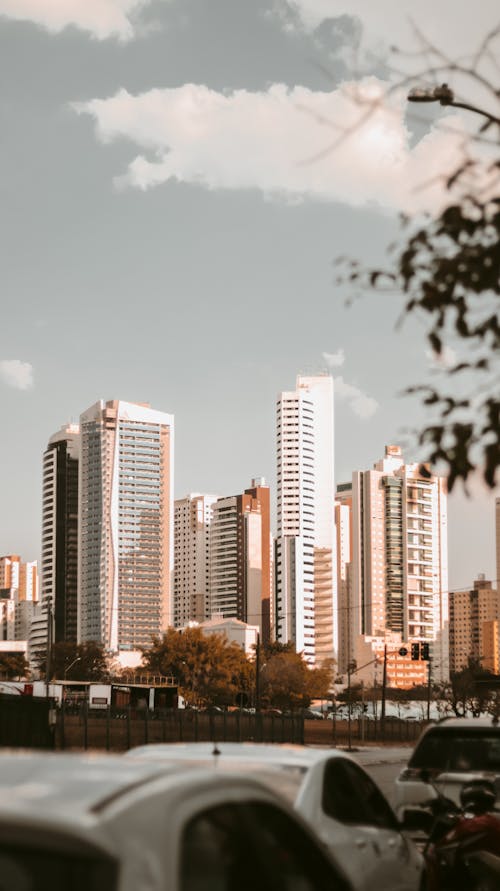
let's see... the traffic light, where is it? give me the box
[421,643,430,661]
[411,643,420,661]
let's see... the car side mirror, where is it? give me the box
[400,807,434,833]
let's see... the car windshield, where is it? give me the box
[0,844,116,891]
[409,729,500,772]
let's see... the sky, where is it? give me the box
[0,0,498,591]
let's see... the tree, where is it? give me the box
[0,652,29,680]
[259,650,334,711]
[38,641,110,681]
[141,627,254,707]
[338,36,500,490]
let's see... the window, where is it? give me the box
[181,802,348,891]
[322,758,398,830]
[0,845,116,891]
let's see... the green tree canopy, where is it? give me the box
[0,652,29,680]
[141,626,254,707]
[260,651,334,710]
[41,641,110,681]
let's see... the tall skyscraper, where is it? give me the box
[209,479,272,642]
[339,445,449,680]
[41,423,80,642]
[174,493,218,628]
[275,374,335,663]
[449,575,500,674]
[78,400,174,653]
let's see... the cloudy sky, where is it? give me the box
[1,0,498,589]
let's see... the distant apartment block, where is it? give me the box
[0,555,39,650]
[41,423,80,642]
[275,375,336,663]
[0,555,39,602]
[209,479,272,642]
[337,445,449,682]
[449,575,500,674]
[78,400,174,652]
[174,493,218,628]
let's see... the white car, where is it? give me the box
[0,750,353,891]
[127,742,424,891]
[394,716,500,818]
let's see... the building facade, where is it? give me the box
[209,479,272,642]
[173,493,218,628]
[275,374,335,663]
[78,400,174,653]
[449,575,500,674]
[41,423,80,642]
[338,445,449,682]
[0,555,39,602]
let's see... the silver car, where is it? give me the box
[394,716,500,818]
[127,741,424,891]
[0,750,352,891]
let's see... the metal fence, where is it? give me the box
[55,706,305,750]
[0,694,55,749]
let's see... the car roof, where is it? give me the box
[126,742,350,767]
[423,718,500,731]
[0,750,278,833]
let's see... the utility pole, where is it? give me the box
[381,645,388,721]
[255,631,261,712]
[426,657,432,721]
[45,597,53,699]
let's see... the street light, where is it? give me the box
[64,656,81,680]
[407,84,500,127]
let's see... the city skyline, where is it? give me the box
[0,0,498,592]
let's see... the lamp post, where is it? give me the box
[407,84,500,127]
[64,656,81,680]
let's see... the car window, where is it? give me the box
[409,730,500,771]
[180,804,273,891]
[180,801,349,891]
[323,758,398,830]
[0,845,116,891]
[243,801,350,891]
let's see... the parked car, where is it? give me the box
[127,742,424,891]
[0,750,352,891]
[394,716,500,819]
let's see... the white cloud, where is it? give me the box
[0,359,34,391]
[0,0,159,41]
[334,375,378,419]
[322,348,345,368]
[74,79,466,212]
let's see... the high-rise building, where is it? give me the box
[275,374,335,663]
[339,445,449,680]
[449,575,500,674]
[0,555,20,591]
[0,555,38,601]
[209,479,272,642]
[78,400,174,653]
[41,423,80,642]
[0,555,39,647]
[335,484,353,674]
[174,493,218,628]
[496,497,500,590]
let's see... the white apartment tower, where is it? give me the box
[78,400,174,653]
[275,375,335,663]
[174,494,218,628]
[341,445,449,680]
